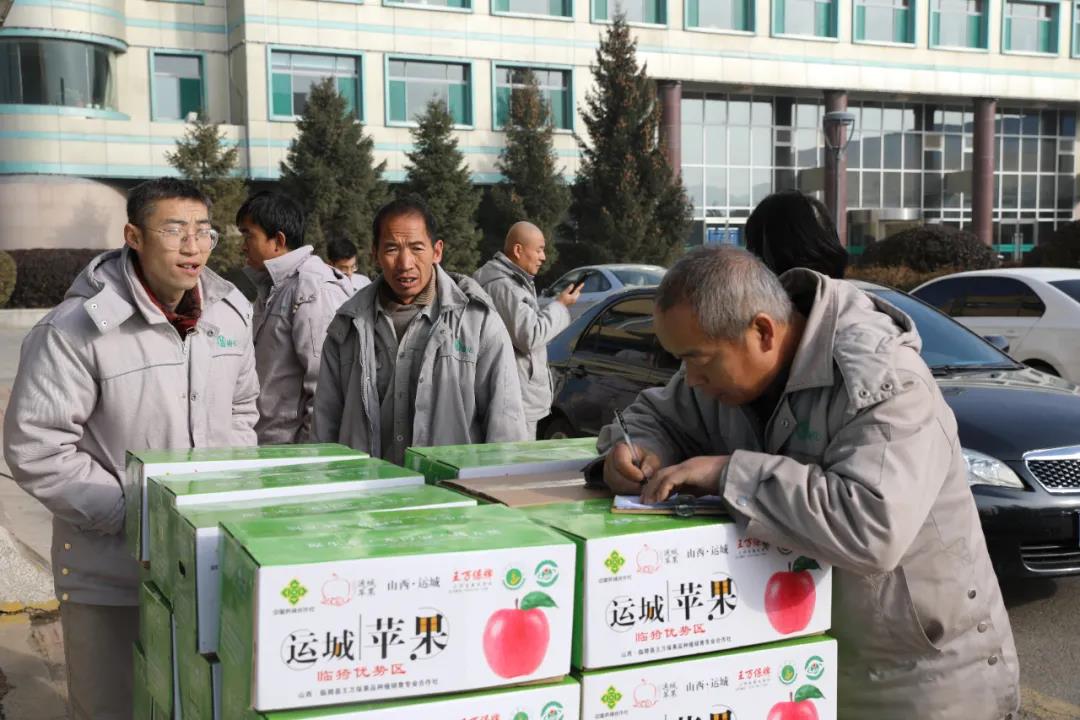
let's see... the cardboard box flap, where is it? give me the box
[177,485,475,529]
[522,497,731,538]
[156,458,420,498]
[411,438,598,470]
[443,472,613,507]
[223,506,574,565]
[129,443,361,465]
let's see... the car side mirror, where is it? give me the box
[984,335,1010,354]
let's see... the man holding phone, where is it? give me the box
[474,222,581,438]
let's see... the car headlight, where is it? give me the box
[962,448,1025,489]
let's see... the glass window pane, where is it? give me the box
[705,167,727,207]
[1020,175,1037,207]
[155,55,200,78]
[884,172,902,207]
[752,168,771,203]
[903,173,921,207]
[847,170,861,207]
[751,127,771,165]
[1040,138,1056,171]
[684,167,705,212]
[729,98,751,125]
[683,96,704,123]
[705,125,726,164]
[904,133,923,167]
[730,168,751,206]
[730,127,751,165]
[863,172,882,208]
[1002,137,1020,171]
[682,125,703,165]
[1039,174,1056,207]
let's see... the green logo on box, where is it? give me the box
[780,663,797,685]
[541,701,565,719]
[601,686,623,710]
[604,550,626,575]
[281,579,308,606]
[805,655,825,680]
[535,560,559,588]
[503,567,525,590]
[512,712,528,720]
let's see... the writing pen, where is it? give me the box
[613,409,647,484]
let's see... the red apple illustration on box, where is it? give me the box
[765,556,821,634]
[767,684,825,720]
[483,591,557,678]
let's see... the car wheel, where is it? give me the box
[541,415,579,440]
[1024,360,1060,377]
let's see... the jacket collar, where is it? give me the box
[494,252,533,285]
[337,264,483,323]
[76,246,249,335]
[780,269,919,411]
[264,246,315,286]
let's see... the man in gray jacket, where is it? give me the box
[602,247,1019,720]
[473,222,581,438]
[313,196,527,464]
[239,191,351,444]
[3,178,259,720]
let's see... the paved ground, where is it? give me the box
[0,323,1078,719]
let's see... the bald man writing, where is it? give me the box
[474,222,582,438]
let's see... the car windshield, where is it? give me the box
[612,268,665,287]
[1049,279,1080,304]
[867,288,1019,370]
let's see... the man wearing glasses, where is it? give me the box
[3,177,259,719]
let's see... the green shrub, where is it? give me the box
[859,225,999,272]
[846,265,963,292]
[8,249,101,308]
[1024,221,1080,268]
[0,251,16,308]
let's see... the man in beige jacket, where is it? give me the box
[239,191,351,444]
[602,247,1019,719]
[3,178,259,720]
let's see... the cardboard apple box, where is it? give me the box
[405,438,599,484]
[257,677,580,719]
[139,581,174,714]
[172,486,477,656]
[134,642,153,720]
[523,499,832,670]
[441,471,614,507]
[148,458,423,602]
[127,444,367,563]
[579,636,837,719]
[218,505,575,717]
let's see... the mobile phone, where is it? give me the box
[570,280,586,292]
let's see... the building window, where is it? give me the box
[854,0,915,43]
[930,0,987,48]
[494,66,572,130]
[680,93,824,247]
[492,0,572,16]
[1004,0,1059,53]
[1074,0,1080,55]
[387,0,471,8]
[152,54,203,120]
[593,0,666,24]
[687,0,754,30]
[271,51,360,119]
[0,38,117,110]
[388,59,472,125]
[774,0,836,36]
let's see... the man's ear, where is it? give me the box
[274,231,288,252]
[124,223,142,252]
[752,313,778,353]
[433,238,445,265]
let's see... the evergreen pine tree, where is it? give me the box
[402,100,482,274]
[280,78,389,273]
[568,13,691,265]
[486,71,571,272]
[166,116,247,275]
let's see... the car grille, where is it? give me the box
[1020,542,1080,574]
[1026,459,1080,493]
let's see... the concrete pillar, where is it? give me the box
[658,80,682,176]
[973,98,997,247]
[824,89,849,247]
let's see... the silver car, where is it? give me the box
[539,264,667,319]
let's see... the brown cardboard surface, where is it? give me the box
[440,472,613,507]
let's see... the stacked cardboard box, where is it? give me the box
[127,444,368,563]
[133,452,475,719]
[405,438,600,484]
[521,498,838,718]
[217,504,577,719]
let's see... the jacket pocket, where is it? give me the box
[884,568,945,656]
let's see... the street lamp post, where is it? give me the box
[822,111,857,231]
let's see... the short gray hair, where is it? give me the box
[656,246,794,340]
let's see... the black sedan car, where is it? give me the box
[543,284,1080,578]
